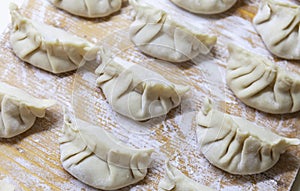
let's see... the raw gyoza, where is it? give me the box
[158,161,216,191]
[0,82,55,138]
[95,48,190,121]
[10,3,99,74]
[129,0,217,63]
[60,115,153,190]
[197,98,300,175]
[170,0,237,14]
[48,0,122,18]
[227,44,300,114]
[253,0,300,60]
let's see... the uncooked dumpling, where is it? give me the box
[253,0,300,60]
[170,0,237,14]
[227,44,300,114]
[197,98,300,175]
[129,0,217,63]
[10,3,100,74]
[95,48,190,121]
[158,161,216,191]
[0,82,55,138]
[60,114,154,190]
[0,180,15,191]
[48,0,122,18]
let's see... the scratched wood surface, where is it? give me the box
[0,0,300,190]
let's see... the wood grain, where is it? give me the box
[0,0,299,190]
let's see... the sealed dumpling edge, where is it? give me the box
[253,0,300,60]
[59,114,154,190]
[0,82,55,138]
[197,98,300,175]
[227,44,300,114]
[129,0,217,63]
[48,0,122,18]
[170,0,238,15]
[95,48,190,121]
[10,3,100,74]
[158,161,216,191]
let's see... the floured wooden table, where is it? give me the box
[0,0,300,190]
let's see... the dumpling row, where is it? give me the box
[196,0,300,177]
[7,0,300,189]
[8,2,195,190]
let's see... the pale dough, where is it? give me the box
[0,82,55,138]
[129,0,217,63]
[197,98,300,175]
[60,114,154,190]
[10,3,100,74]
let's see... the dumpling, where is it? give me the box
[169,0,238,15]
[129,0,217,63]
[48,0,122,18]
[0,180,15,191]
[10,3,100,74]
[226,44,300,114]
[253,0,300,60]
[158,161,216,191]
[59,114,154,190]
[95,48,190,121]
[0,82,55,138]
[197,98,300,175]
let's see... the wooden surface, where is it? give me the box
[0,0,300,190]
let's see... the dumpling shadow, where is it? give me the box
[256,109,300,122]
[114,111,167,135]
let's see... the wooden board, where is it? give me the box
[0,0,300,190]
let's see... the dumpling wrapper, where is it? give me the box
[95,48,190,121]
[0,82,55,138]
[48,0,122,18]
[253,0,300,60]
[129,0,217,63]
[60,114,154,190]
[10,3,100,74]
[158,161,216,191]
[227,44,300,114]
[0,180,15,191]
[170,0,238,15]
[197,98,300,175]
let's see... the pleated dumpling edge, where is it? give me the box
[9,3,100,74]
[196,98,300,175]
[253,0,300,60]
[59,114,154,190]
[0,82,56,138]
[170,0,238,15]
[129,0,217,63]
[226,43,300,114]
[48,0,122,18]
[95,48,190,121]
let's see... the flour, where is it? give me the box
[0,0,299,190]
